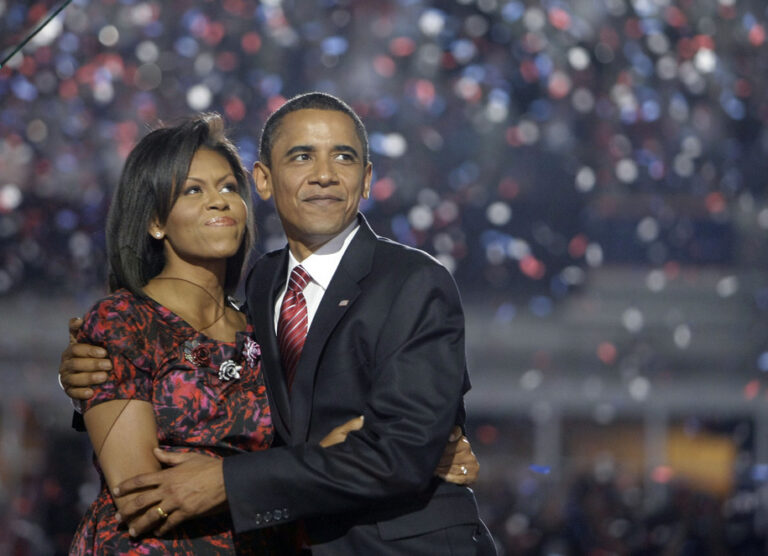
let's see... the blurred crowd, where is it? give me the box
[475,465,768,555]
[2,0,767,301]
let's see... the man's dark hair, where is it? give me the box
[259,92,369,168]
[106,113,254,296]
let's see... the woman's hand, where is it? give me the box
[319,419,479,485]
[319,416,364,447]
[435,427,479,485]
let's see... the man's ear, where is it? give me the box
[361,162,373,200]
[253,161,273,201]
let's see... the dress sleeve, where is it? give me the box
[77,295,154,413]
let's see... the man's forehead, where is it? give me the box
[274,109,359,144]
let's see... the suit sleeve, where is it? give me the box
[223,262,469,532]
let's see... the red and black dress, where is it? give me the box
[70,289,286,555]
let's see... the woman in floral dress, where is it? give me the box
[69,114,293,554]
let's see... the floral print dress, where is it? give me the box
[70,289,288,555]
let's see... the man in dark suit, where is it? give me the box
[61,92,495,554]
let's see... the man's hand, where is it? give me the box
[113,449,226,537]
[435,426,479,485]
[60,317,112,400]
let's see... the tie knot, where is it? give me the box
[288,265,311,292]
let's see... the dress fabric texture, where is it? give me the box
[69,289,284,555]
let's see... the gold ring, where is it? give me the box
[460,465,468,475]
[156,506,169,519]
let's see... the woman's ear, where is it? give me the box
[148,221,164,240]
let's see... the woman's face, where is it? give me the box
[153,148,247,266]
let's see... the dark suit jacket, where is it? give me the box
[223,215,483,552]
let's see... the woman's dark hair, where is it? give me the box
[106,113,253,296]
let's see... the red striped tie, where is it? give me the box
[277,265,311,390]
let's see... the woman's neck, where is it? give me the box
[143,261,237,338]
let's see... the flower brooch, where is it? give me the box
[183,337,261,382]
[218,360,242,382]
[185,343,211,367]
[242,337,261,366]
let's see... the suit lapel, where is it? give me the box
[246,249,292,441]
[290,216,377,442]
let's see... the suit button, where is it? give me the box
[283,508,290,520]
[254,513,262,525]
[274,509,282,520]
[264,511,272,523]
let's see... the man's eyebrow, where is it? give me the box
[284,145,315,158]
[283,144,360,158]
[334,145,359,157]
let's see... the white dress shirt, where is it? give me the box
[273,220,360,333]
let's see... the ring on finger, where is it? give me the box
[460,465,468,475]
[156,506,169,519]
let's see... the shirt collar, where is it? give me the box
[285,219,360,291]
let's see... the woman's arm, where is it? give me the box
[84,399,161,525]
[319,418,479,484]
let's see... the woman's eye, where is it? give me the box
[183,185,201,195]
[221,183,239,193]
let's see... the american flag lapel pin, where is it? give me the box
[338,299,349,306]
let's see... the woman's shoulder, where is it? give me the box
[81,289,156,339]
[86,288,143,312]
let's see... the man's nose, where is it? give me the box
[312,158,338,185]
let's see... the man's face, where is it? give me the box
[254,109,372,260]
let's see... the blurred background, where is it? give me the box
[2,0,768,554]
